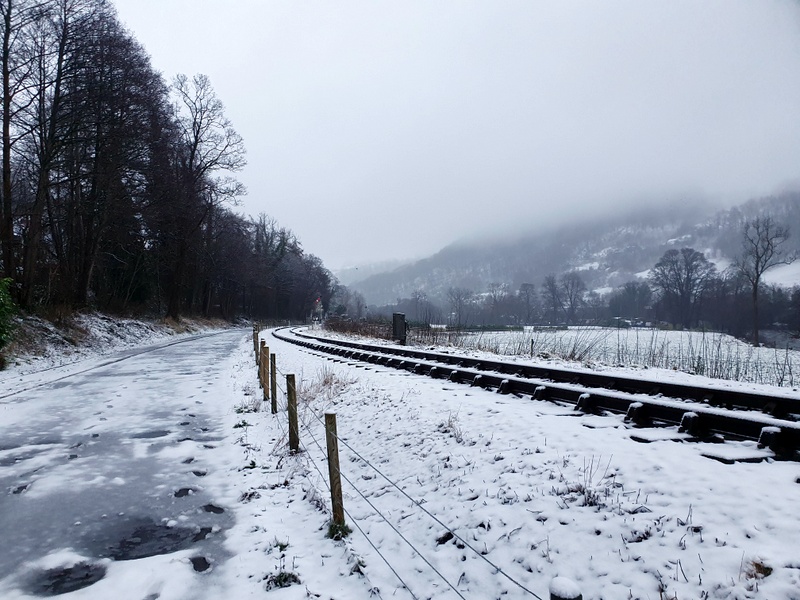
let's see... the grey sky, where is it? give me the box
[113,0,800,269]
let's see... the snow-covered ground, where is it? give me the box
[2,326,799,599]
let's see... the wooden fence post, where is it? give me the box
[253,326,258,363]
[325,412,346,528]
[270,353,278,414]
[258,340,266,387]
[287,374,299,452]
[262,345,270,400]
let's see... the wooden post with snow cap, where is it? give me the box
[270,353,278,414]
[550,577,582,600]
[325,412,345,528]
[287,374,299,452]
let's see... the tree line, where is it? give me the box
[356,215,798,346]
[0,0,333,321]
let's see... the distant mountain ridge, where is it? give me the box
[351,193,800,305]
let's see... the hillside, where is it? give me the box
[352,192,800,305]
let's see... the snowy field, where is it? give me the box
[2,326,799,599]
[412,327,800,388]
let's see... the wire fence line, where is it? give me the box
[301,416,461,599]
[262,363,420,599]
[300,429,421,600]
[300,408,545,600]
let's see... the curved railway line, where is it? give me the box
[273,327,800,458]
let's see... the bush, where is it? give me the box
[323,316,392,339]
[0,278,16,350]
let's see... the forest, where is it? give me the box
[0,0,333,323]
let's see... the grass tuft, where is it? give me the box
[326,520,352,540]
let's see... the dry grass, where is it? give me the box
[409,327,800,387]
[297,365,358,405]
[323,317,392,340]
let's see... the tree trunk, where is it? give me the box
[1,0,14,283]
[752,283,760,347]
[20,170,49,307]
[166,242,186,320]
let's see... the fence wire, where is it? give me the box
[302,410,544,600]
[300,434,421,600]
[302,419,456,599]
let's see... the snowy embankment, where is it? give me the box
[2,323,799,599]
[2,312,227,376]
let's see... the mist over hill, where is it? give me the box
[334,259,413,287]
[350,193,800,306]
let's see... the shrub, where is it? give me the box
[0,277,16,354]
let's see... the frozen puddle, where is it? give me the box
[17,518,221,596]
[22,558,107,596]
[1,428,234,595]
[92,517,214,561]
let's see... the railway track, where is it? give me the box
[272,327,800,458]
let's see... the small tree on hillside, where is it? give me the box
[734,215,796,346]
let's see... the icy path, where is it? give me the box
[0,331,246,598]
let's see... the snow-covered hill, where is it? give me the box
[351,193,800,305]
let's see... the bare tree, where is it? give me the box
[650,247,716,329]
[541,274,561,324]
[560,271,586,325]
[734,215,796,345]
[517,282,538,325]
[609,281,652,321]
[17,0,85,306]
[0,0,38,283]
[410,289,427,323]
[165,73,246,319]
[447,286,472,330]
[584,290,607,323]
[485,282,508,323]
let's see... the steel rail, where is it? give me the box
[272,327,800,456]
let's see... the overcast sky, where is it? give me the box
[113,0,800,270]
